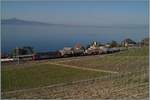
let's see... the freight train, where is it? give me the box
[1,47,125,62]
[33,51,62,60]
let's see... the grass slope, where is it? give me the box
[60,47,149,72]
[2,63,107,92]
[1,47,149,99]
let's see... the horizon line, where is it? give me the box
[1,17,149,26]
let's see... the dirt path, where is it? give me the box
[47,62,119,74]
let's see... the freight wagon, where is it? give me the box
[59,47,74,57]
[33,51,61,60]
[72,49,85,56]
[85,48,103,55]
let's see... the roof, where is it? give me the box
[142,37,149,42]
[74,43,82,49]
[122,38,136,44]
[63,47,72,51]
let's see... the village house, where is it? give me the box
[72,43,85,56]
[105,43,111,48]
[89,41,99,49]
[85,41,103,55]
[59,47,73,57]
[121,38,136,47]
[141,37,149,46]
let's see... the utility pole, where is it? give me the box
[16,47,20,64]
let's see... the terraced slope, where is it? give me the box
[2,47,149,99]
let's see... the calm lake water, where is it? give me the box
[1,24,148,53]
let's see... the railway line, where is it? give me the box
[1,50,124,66]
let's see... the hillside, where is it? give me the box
[1,47,149,99]
[1,18,53,25]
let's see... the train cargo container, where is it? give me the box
[33,51,61,60]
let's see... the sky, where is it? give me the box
[1,0,149,26]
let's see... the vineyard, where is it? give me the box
[1,47,149,99]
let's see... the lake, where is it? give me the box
[1,24,148,54]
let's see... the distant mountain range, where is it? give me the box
[1,18,54,26]
[1,18,148,28]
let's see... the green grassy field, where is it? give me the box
[1,47,149,99]
[2,70,148,99]
[60,47,149,73]
[2,63,107,92]
[115,47,149,56]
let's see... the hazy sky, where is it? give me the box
[1,1,149,25]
